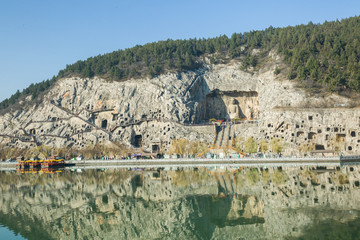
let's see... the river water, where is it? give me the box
[0,166,359,239]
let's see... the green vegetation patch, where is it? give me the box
[3,16,360,111]
[245,168,260,185]
[272,169,288,186]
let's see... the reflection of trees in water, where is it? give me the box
[0,209,54,240]
[0,169,134,186]
[169,169,212,187]
[0,167,359,239]
[285,209,360,240]
[169,169,266,239]
[232,168,288,187]
[0,169,266,239]
[185,194,265,239]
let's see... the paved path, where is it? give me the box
[2,156,360,171]
[71,156,343,168]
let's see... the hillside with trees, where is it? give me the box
[2,15,360,110]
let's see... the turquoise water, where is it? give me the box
[0,224,26,240]
[0,166,359,239]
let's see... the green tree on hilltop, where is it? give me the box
[4,16,360,110]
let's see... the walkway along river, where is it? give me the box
[1,155,360,171]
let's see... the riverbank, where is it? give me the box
[1,155,360,171]
[69,156,344,168]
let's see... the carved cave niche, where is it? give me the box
[133,135,143,148]
[152,144,159,152]
[296,131,304,137]
[308,132,317,140]
[101,119,108,129]
[315,144,325,150]
[204,90,258,121]
[336,134,346,141]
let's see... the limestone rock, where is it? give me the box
[0,57,358,155]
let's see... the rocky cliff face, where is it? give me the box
[0,53,358,155]
[0,166,359,239]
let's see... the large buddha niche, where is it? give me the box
[204,90,259,120]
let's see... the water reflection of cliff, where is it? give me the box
[0,166,359,239]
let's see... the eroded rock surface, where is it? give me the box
[0,57,358,155]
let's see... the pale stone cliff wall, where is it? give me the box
[0,56,358,155]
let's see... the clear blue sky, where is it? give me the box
[1,0,360,102]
